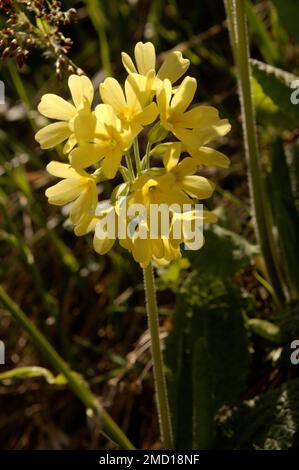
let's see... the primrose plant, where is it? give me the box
[35,42,230,449]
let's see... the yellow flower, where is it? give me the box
[70,104,137,179]
[170,208,218,251]
[36,75,96,153]
[183,144,230,168]
[125,228,182,268]
[121,207,218,268]
[45,161,98,235]
[157,77,231,148]
[93,202,118,255]
[121,41,190,93]
[162,142,215,200]
[129,172,191,207]
[99,75,158,132]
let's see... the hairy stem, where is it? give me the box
[133,138,142,174]
[230,0,285,306]
[145,141,152,169]
[125,151,135,180]
[143,264,174,449]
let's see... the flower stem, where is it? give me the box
[145,141,152,169]
[230,0,285,307]
[143,264,174,449]
[0,285,135,450]
[133,138,142,174]
[224,0,237,64]
[125,151,135,180]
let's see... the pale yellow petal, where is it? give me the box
[126,72,154,107]
[63,134,77,154]
[68,75,94,108]
[95,103,117,129]
[35,121,71,149]
[157,79,172,116]
[189,146,230,168]
[46,161,80,179]
[73,108,97,143]
[173,127,202,148]
[134,42,156,75]
[157,51,190,83]
[131,237,152,267]
[93,220,116,254]
[175,157,197,176]
[70,144,105,168]
[203,210,218,223]
[179,106,219,128]
[38,94,76,120]
[75,215,99,236]
[204,119,231,142]
[70,181,97,225]
[182,175,214,199]
[100,78,126,113]
[162,142,181,171]
[171,76,197,114]
[101,149,122,179]
[134,102,158,126]
[45,179,82,205]
[151,239,165,259]
[121,51,137,74]
[124,76,139,108]
[198,119,231,146]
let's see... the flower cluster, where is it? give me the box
[36,42,231,268]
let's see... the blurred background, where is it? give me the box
[0,0,299,450]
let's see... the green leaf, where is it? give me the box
[287,140,299,210]
[251,59,299,129]
[219,378,299,449]
[245,0,279,65]
[273,0,299,44]
[165,273,251,449]
[0,366,67,385]
[268,138,299,299]
[252,77,293,130]
[186,224,258,279]
[248,318,282,344]
[192,337,214,450]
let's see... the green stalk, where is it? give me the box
[133,138,142,174]
[224,0,237,64]
[230,0,285,306]
[125,151,135,180]
[145,142,152,169]
[143,264,174,449]
[0,286,135,450]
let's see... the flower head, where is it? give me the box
[36,41,230,268]
[70,104,137,179]
[36,75,96,153]
[121,41,190,93]
[162,142,215,199]
[100,75,158,133]
[157,77,231,148]
[45,161,98,235]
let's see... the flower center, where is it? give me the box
[109,139,117,149]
